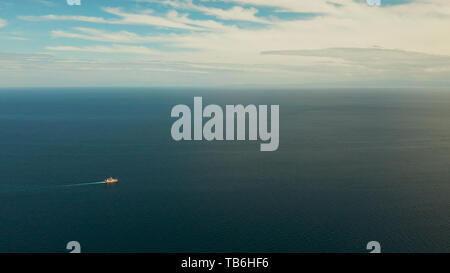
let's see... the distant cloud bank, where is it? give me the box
[1,0,450,87]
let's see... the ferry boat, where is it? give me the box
[105,177,118,184]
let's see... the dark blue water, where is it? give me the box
[0,88,449,253]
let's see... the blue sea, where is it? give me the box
[0,88,449,253]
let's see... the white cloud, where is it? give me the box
[32,1,450,55]
[34,0,55,7]
[102,7,202,30]
[0,18,6,28]
[19,14,109,24]
[262,47,450,78]
[150,0,450,56]
[0,36,28,41]
[214,0,342,13]
[19,10,198,30]
[201,6,264,22]
[0,53,217,87]
[11,0,450,86]
[51,27,171,43]
[153,0,268,23]
[45,45,158,55]
[19,7,232,31]
[2,48,449,88]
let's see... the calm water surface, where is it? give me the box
[0,88,449,252]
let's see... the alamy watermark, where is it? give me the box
[171,97,279,152]
[366,241,381,253]
[66,241,81,253]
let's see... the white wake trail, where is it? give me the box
[57,181,106,188]
[0,181,108,193]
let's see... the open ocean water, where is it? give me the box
[0,88,449,253]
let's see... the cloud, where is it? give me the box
[149,0,268,23]
[262,47,450,64]
[214,0,342,13]
[0,18,6,28]
[45,45,158,55]
[0,36,28,41]
[2,45,450,88]
[19,7,231,31]
[21,1,450,54]
[102,7,202,30]
[144,0,450,56]
[19,14,109,24]
[51,27,171,43]
[199,6,265,22]
[262,47,450,75]
[0,53,218,87]
[34,0,55,7]
[9,0,450,87]
[19,9,198,30]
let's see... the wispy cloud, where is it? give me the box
[102,7,203,30]
[19,6,232,31]
[45,45,158,55]
[33,0,55,7]
[148,0,269,23]
[262,47,450,77]
[51,27,171,43]
[19,14,109,24]
[0,53,215,87]
[214,0,340,13]
[0,18,6,28]
[6,0,450,87]
[0,36,28,41]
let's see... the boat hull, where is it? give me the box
[105,178,118,184]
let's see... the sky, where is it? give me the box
[0,0,449,88]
